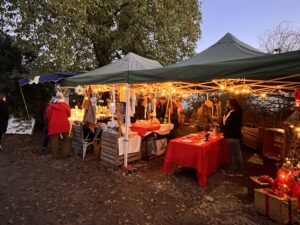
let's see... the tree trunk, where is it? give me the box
[93,42,112,68]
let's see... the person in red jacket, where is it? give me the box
[46,92,71,158]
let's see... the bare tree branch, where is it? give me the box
[259,21,300,53]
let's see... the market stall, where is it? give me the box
[61,53,179,166]
[61,36,300,170]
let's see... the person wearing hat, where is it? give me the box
[0,93,9,151]
[46,92,71,158]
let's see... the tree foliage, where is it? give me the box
[0,31,40,116]
[1,0,201,76]
[259,22,300,53]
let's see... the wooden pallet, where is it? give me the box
[100,130,141,167]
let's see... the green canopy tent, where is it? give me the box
[169,32,268,67]
[62,50,300,92]
[62,52,162,86]
[61,52,162,167]
[128,49,300,92]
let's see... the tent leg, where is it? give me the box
[19,84,30,120]
[111,85,116,124]
[124,83,130,167]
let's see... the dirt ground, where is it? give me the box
[0,131,299,225]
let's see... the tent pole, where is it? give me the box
[112,85,116,124]
[124,83,130,167]
[19,84,30,120]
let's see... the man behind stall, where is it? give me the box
[156,96,179,138]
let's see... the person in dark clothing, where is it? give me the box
[156,96,179,138]
[169,100,179,129]
[134,97,147,120]
[221,98,243,176]
[41,97,56,154]
[0,93,9,151]
[156,96,179,126]
[41,114,49,154]
[156,96,167,123]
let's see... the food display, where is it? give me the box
[135,118,160,127]
[131,120,161,136]
[70,107,84,121]
[149,117,160,125]
[96,106,110,116]
[69,106,112,122]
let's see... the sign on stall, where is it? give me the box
[6,117,35,135]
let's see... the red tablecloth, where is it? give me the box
[163,133,230,187]
[130,124,160,136]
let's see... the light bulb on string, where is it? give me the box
[260,93,267,98]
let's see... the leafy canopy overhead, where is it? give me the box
[1,0,201,75]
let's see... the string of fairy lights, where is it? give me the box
[61,74,300,101]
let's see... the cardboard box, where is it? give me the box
[255,188,297,224]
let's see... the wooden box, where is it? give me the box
[242,126,264,152]
[100,129,140,169]
[71,123,84,154]
[255,188,297,224]
[262,128,285,161]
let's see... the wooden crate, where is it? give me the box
[263,128,285,161]
[100,130,141,168]
[71,123,84,154]
[242,126,264,152]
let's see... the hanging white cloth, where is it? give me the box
[131,91,136,117]
[153,97,157,117]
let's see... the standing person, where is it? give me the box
[156,96,179,125]
[156,96,167,123]
[157,96,179,136]
[196,102,212,132]
[221,98,243,176]
[134,97,147,120]
[46,92,71,158]
[174,97,183,114]
[0,93,9,151]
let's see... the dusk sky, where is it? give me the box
[196,0,300,52]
